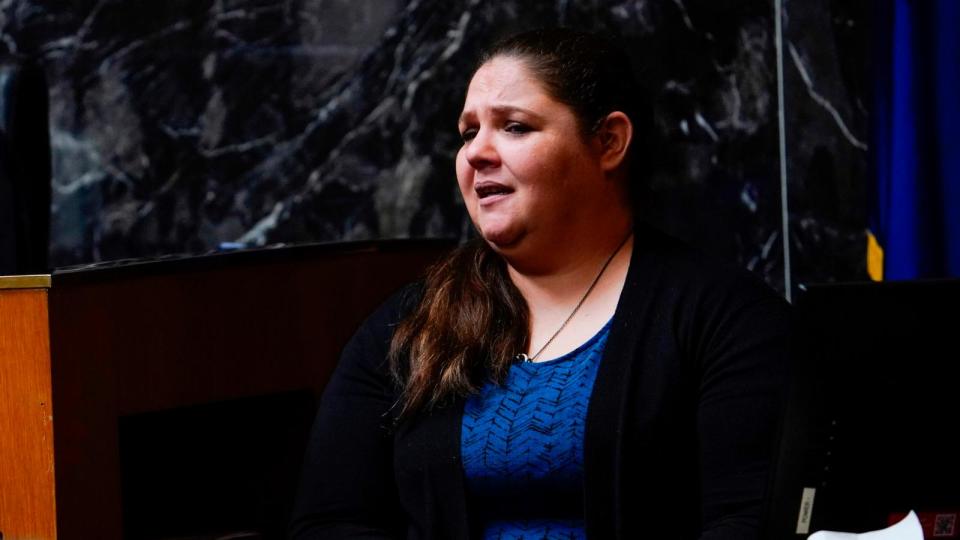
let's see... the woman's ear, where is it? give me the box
[597,111,633,173]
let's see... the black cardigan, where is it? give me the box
[290,225,792,539]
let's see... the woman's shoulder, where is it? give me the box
[325,282,425,400]
[626,224,793,376]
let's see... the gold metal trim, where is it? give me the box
[0,274,52,290]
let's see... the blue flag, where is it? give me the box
[869,0,960,281]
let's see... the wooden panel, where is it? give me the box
[0,288,56,540]
[47,240,450,539]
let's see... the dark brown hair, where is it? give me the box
[388,28,651,418]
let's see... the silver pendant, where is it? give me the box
[514,353,531,363]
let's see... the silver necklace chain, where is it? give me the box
[514,233,631,363]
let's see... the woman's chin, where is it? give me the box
[479,224,523,250]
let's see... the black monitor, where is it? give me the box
[764,280,960,538]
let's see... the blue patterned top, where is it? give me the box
[461,320,611,540]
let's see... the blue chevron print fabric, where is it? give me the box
[461,319,611,540]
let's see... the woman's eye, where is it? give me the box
[460,128,477,142]
[505,122,530,135]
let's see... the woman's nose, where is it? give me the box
[464,128,500,170]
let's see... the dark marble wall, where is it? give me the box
[0,0,872,294]
[782,0,870,292]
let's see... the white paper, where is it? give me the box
[808,511,923,540]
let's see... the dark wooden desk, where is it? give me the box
[0,239,451,539]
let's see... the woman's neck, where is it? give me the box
[503,222,633,361]
[504,221,633,315]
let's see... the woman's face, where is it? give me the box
[456,56,606,251]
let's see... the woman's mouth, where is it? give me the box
[475,182,514,205]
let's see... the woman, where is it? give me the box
[290,28,791,540]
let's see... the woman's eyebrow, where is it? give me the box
[490,105,541,119]
[457,110,474,126]
[458,105,543,126]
